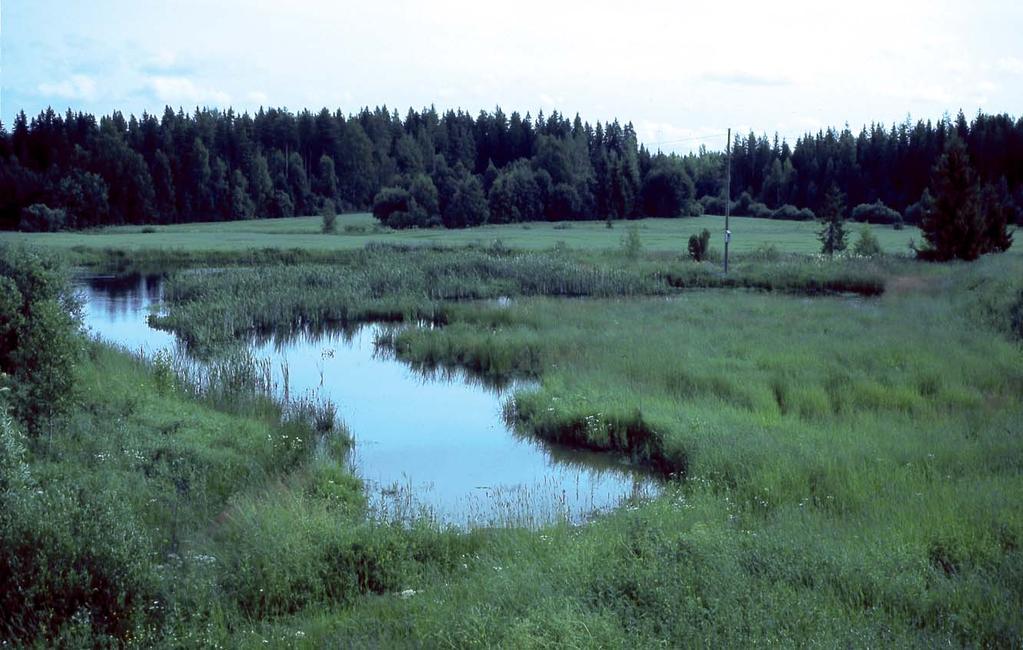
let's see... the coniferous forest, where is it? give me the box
[2,105,1022,231]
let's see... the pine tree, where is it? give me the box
[817,184,848,255]
[919,136,988,260]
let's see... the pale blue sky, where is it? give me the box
[2,0,1022,152]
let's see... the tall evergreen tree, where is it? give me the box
[817,184,848,255]
[919,136,988,260]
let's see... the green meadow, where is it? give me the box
[0,212,924,255]
[2,218,1022,646]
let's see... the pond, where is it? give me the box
[76,274,659,528]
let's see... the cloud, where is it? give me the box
[245,90,269,105]
[146,76,231,106]
[996,57,1023,75]
[700,71,791,87]
[138,51,193,76]
[37,74,97,100]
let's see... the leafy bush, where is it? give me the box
[621,225,642,259]
[0,486,161,644]
[904,191,932,225]
[19,203,66,232]
[851,200,902,225]
[749,201,774,219]
[373,187,433,229]
[852,226,884,256]
[320,199,338,234]
[699,195,727,216]
[444,175,490,228]
[370,176,448,228]
[0,394,30,493]
[688,229,711,261]
[771,204,802,220]
[0,246,81,432]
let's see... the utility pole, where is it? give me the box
[724,128,731,273]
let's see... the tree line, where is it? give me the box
[1,105,1021,233]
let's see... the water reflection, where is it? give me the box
[75,274,661,528]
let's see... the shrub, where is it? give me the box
[749,201,774,219]
[688,229,712,261]
[0,394,30,493]
[904,191,932,225]
[771,204,802,220]
[621,225,642,259]
[271,190,295,218]
[444,175,490,228]
[699,195,728,216]
[851,200,902,225]
[19,204,66,232]
[0,486,161,644]
[373,187,413,225]
[0,246,81,432]
[852,226,883,257]
[320,199,338,234]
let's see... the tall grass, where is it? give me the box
[151,244,895,353]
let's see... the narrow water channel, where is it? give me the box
[76,274,659,528]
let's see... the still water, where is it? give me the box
[77,274,659,528]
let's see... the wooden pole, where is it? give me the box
[724,128,731,273]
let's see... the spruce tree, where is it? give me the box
[817,184,848,255]
[918,136,1007,260]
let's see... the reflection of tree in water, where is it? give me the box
[79,273,166,321]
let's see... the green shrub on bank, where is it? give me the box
[0,482,162,644]
[0,245,82,433]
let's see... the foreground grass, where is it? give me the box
[0,213,926,256]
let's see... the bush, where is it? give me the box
[621,225,642,259]
[444,175,490,228]
[372,187,439,230]
[852,226,884,257]
[320,199,338,234]
[0,246,81,432]
[851,200,902,225]
[0,486,161,644]
[373,187,413,224]
[19,204,66,232]
[688,229,711,261]
[271,190,294,218]
[749,201,774,219]
[771,204,802,220]
[0,395,30,493]
[904,191,932,225]
[699,195,728,216]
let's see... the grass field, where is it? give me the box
[0,213,927,255]
[2,221,1022,645]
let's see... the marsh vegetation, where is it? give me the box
[1,218,1021,645]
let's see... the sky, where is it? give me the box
[2,0,1022,153]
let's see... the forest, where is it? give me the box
[2,105,1022,231]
